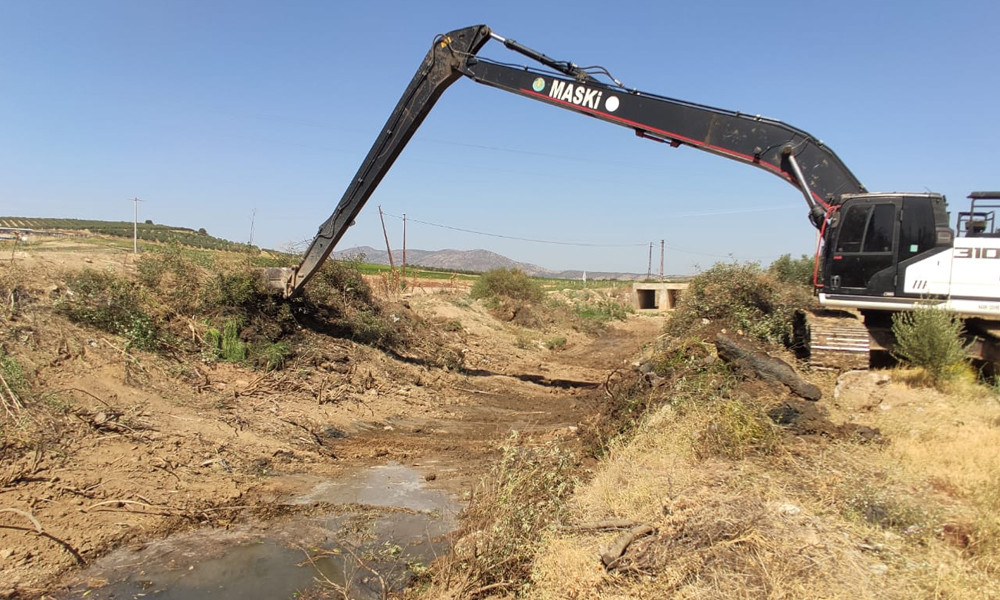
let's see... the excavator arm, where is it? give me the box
[281,24,866,297]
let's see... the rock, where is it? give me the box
[424,473,437,482]
[777,503,801,516]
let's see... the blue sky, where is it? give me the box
[3,0,998,274]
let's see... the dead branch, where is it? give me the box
[85,499,168,512]
[295,546,350,600]
[279,417,338,457]
[562,519,642,532]
[602,523,655,570]
[0,371,24,419]
[0,507,43,533]
[0,507,87,565]
[49,387,112,408]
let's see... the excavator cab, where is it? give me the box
[821,194,950,298]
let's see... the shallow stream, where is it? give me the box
[57,463,460,599]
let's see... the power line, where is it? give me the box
[380,211,648,248]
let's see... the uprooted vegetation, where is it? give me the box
[53,244,415,365]
[666,261,812,344]
[412,260,1000,599]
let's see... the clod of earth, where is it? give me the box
[715,333,822,401]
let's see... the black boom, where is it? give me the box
[284,24,866,296]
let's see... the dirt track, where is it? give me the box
[0,241,664,597]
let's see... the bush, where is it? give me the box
[667,262,811,345]
[891,306,969,384]
[58,269,160,350]
[768,253,815,287]
[252,341,290,371]
[470,268,544,304]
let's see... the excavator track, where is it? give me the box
[795,309,871,370]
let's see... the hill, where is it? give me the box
[333,245,655,280]
[0,216,254,252]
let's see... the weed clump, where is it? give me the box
[668,261,811,344]
[695,398,781,460]
[0,348,28,418]
[891,306,969,385]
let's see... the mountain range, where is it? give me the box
[332,246,650,280]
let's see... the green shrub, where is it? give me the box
[768,253,815,287]
[252,341,290,371]
[470,268,544,304]
[667,261,810,344]
[891,306,969,384]
[206,271,262,310]
[202,326,222,362]
[58,269,160,350]
[305,259,372,308]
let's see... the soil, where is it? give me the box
[0,239,666,598]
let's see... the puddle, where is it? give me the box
[57,463,460,600]
[293,462,455,512]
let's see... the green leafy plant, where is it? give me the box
[254,341,290,371]
[891,305,970,384]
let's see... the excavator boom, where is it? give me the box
[281,25,865,297]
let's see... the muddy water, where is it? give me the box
[57,463,460,600]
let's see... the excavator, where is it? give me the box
[268,24,1000,369]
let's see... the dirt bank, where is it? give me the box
[0,239,664,597]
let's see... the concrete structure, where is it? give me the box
[632,281,689,311]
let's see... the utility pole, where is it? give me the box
[130,197,142,254]
[647,242,653,280]
[248,208,256,246]
[660,239,665,281]
[402,213,407,279]
[378,205,395,269]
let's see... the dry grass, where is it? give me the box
[525,363,1000,600]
